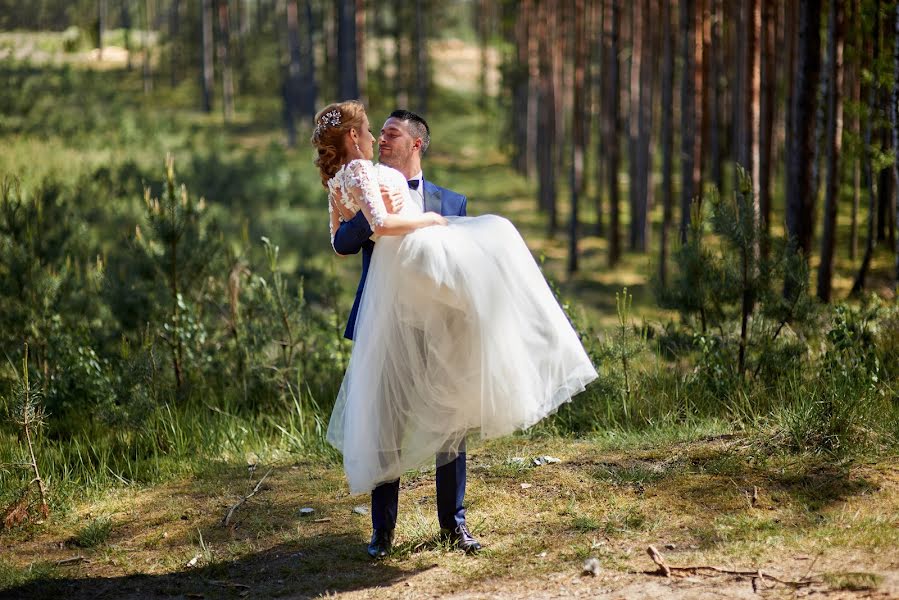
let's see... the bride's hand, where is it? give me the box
[427,213,448,226]
[330,189,355,221]
[381,185,405,214]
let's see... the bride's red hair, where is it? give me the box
[310,100,367,188]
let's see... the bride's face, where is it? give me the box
[354,114,376,160]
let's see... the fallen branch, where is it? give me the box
[221,467,273,527]
[55,556,88,566]
[645,545,819,588]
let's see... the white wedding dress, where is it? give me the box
[326,159,597,494]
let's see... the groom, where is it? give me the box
[332,109,482,558]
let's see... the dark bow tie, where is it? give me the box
[407,179,421,191]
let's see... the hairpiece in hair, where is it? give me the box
[314,109,342,136]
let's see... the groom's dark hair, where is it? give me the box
[390,109,430,156]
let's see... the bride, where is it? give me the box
[312,101,598,495]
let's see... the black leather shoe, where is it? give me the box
[367,528,394,559]
[439,523,482,554]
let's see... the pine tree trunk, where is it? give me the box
[337,0,358,100]
[817,0,844,302]
[593,0,605,236]
[356,0,366,104]
[679,0,696,243]
[569,0,587,274]
[852,1,879,295]
[747,0,760,259]
[758,0,775,256]
[217,0,235,121]
[142,0,153,94]
[709,0,723,191]
[894,2,899,293]
[169,0,180,86]
[606,0,622,266]
[413,0,428,113]
[284,0,301,147]
[537,0,557,236]
[785,0,821,266]
[659,0,675,286]
[98,0,107,60]
[298,0,317,120]
[122,0,132,71]
[394,0,407,107]
[628,0,642,251]
[201,0,215,112]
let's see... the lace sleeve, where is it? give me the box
[344,159,386,229]
[327,185,341,252]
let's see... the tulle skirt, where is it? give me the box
[326,215,598,494]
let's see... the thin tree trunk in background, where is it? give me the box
[628,0,642,251]
[786,0,821,267]
[284,0,301,147]
[142,0,152,94]
[217,0,235,121]
[299,0,316,120]
[817,0,844,302]
[894,2,899,292]
[511,2,529,176]
[537,1,557,235]
[852,0,879,295]
[734,0,747,174]
[201,0,214,112]
[659,0,675,286]
[526,3,538,179]
[850,13,861,261]
[748,0,760,210]
[356,0,366,104]
[709,0,722,191]
[759,0,775,256]
[394,0,407,107]
[478,0,490,110]
[337,0,358,100]
[569,0,587,274]
[413,0,428,113]
[679,0,696,243]
[122,0,133,71]
[593,0,605,236]
[692,0,704,203]
[548,5,562,235]
[169,0,180,85]
[784,0,797,224]
[98,0,107,60]
[607,0,622,265]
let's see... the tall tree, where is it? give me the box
[758,0,776,256]
[679,0,696,242]
[169,0,180,86]
[217,0,235,121]
[817,0,844,302]
[412,0,428,113]
[355,0,367,104]
[709,0,723,191]
[785,0,821,268]
[628,0,643,251]
[142,0,153,94]
[852,0,880,294]
[201,0,215,112]
[568,0,587,274]
[97,0,107,60]
[894,2,899,292]
[605,0,622,265]
[658,0,675,285]
[537,0,558,237]
[337,0,358,100]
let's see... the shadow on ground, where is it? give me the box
[2,533,432,600]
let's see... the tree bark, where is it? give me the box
[894,2,899,292]
[413,0,428,113]
[537,0,558,237]
[785,0,821,266]
[709,0,723,191]
[817,0,844,302]
[142,0,152,94]
[758,0,775,256]
[628,0,643,251]
[659,0,675,286]
[568,0,587,274]
[169,0,179,85]
[852,0,879,295]
[337,0,358,100]
[356,0,366,104]
[97,0,107,60]
[606,0,622,265]
[217,0,235,121]
[679,0,696,243]
[201,0,215,112]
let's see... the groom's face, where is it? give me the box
[378,117,418,170]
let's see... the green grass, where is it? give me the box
[74,516,112,548]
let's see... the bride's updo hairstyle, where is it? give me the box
[311,100,367,188]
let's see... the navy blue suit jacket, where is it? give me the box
[332,179,468,340]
